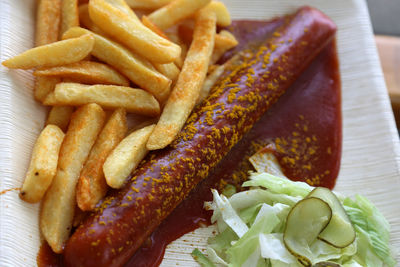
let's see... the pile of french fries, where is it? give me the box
[2,0,238,253]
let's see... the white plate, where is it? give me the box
[0,0,399,266]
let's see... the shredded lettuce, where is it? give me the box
[343,195,396,267]
[211,189,248,237]
[193,172,396,267]
[192,248,216,267]
[243,172,313,198]
[259,233,297,264]
[226,205,279,266]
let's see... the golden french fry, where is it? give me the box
[19,125,65,203]
[124,0,173,9]
[76,108,127,211]
[2,34,94,69]
[197,64,226,104]
[36,0,62,46]
[147,9,216,150]
[139,16,181,84]
[141,15,169,39]
[63,27,171,102]
[34,76,60,102]
[249,146,285,176]
[215,30,238,49]
[60,0,79,36]
[44,91,57,105]
[78,4,93,29]
[41,103,105,253]
[78,3,104,33]
[35,0,62,103]
[176,42,187,69]
[148,0,211,30]
[165,32,186,68]
[34,61,130,86]
[203,1,231,27]
[211,30,238,64]
[178,25,238,65]
[154,62,180,84]
[103,124,155,189]
[46,106,75,132]
[207,64,219,74]
[179,24,237,49]
[45,83,160,116]
[211,46,230,65]
[103,0,139,21]
[88,0,181,63]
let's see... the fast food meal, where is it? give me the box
[1,0,397,266]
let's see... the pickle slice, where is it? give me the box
[313,262,341,267]
[283,197,332,266]
[307,187,356,248]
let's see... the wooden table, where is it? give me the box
[375,35,400,126]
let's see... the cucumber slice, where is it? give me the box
[283,197,332,266]
[307,187,356,248]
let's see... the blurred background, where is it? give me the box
[366,0,400,127]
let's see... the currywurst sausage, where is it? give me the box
[64,7,337,267]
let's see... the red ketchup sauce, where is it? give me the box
[37,18,341,267]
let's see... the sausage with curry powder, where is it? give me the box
[64,6,337,267]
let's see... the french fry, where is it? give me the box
[197,64,226,104]
[34,76,61,102]
[203,1,231,27]
[166,32,187,68]
[176,42,187,69]
[103,124,155,189]
[178,25,238,64]
[141,15,169,39]
[179,24,238,49]
[78,4,93,29]
[46,106,75,132]
[124,0,173,10]
[34,61,130,86]
[60,0,79,36]
[76,108,127,211]
[44,83,160,116]
[139,17,181,83]
[78,3,104,34]
[88,0,181,63]
[154,62,180,84]
[147,9,216,150]
[2,34,94,69]
[36,0,62,46]
[40,103,105,253]
[35,0,62,102]
[63,27,171,102]
[175,45,186,68]
[211,30,238,64]
[19,125,65,203]
[215,30,239,49]
[103,0,139,21]
[147,0,211,30]
[43,91,57,105]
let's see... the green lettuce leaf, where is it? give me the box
[343,195,396,267]
[193,173,396,267]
